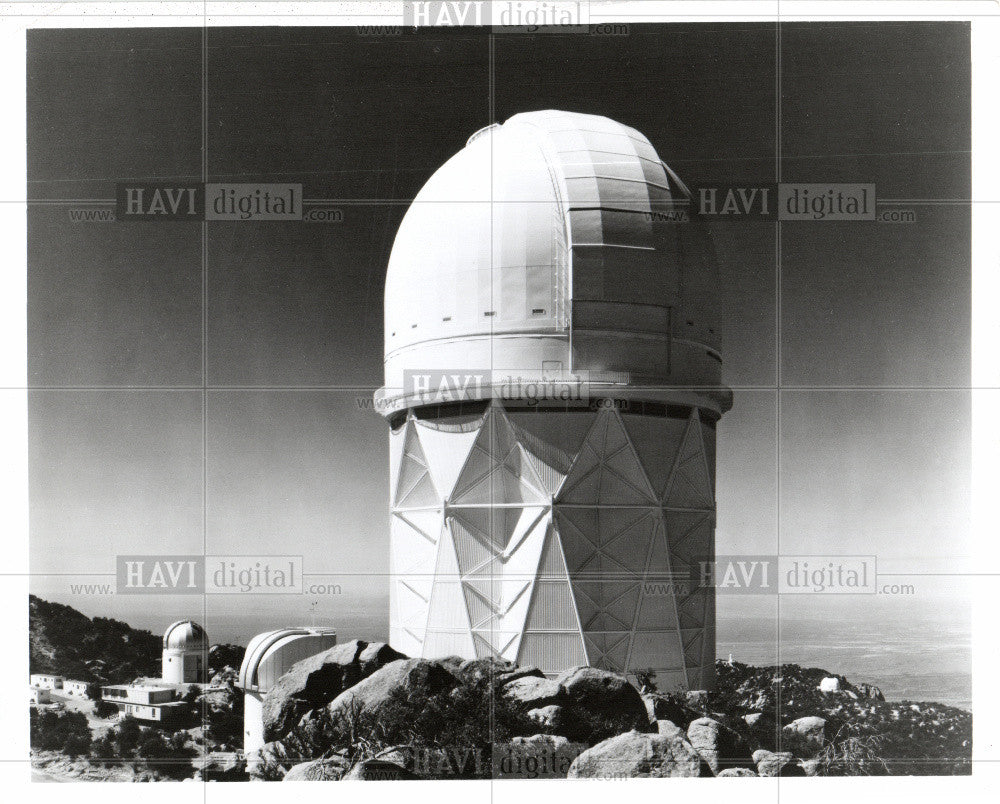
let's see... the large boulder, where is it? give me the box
[454,657,515,684]
[497,666,547,686]
[857,683,885,702]
[377,745,458,778]
[527,704,566,730]
[555,666,649,735]
[262,640,405,741]
[568,730,707,778]
[753,749,806,777]
[783,716,827,749]
[642,693,699,728]
[743,711,779,750]
[686,717,751,775]
[502,676,563,709]
[452,657,544,688]
[717,767,757,777]
[327,658,458,720]
[494,734,587,779]
[656,720,684,738]
[684,690,710,711]
[282,756,350,781]
[799,758,823,776]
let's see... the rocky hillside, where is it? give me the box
[27,597,970,780]
[29,595,244,683]
[253,642,972,780]
[29,595,161,682]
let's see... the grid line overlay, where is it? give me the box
[18,3,984,785]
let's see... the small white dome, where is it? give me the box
[163,620,208,651]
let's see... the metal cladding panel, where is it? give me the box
[518,633,587,670]
[414,420,478,500]
[524,580,580,631]
[381,110,728,417]
[388,405,717,686]
[385,122,567,358]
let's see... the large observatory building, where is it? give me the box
[377,110,731,690]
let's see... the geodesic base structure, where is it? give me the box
[387,402,717,691]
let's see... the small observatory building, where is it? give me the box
[161,620,209,684]
[376,110,731,691]
[236,627,338,755]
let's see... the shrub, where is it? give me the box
[283,674,539,779]
[814,732,890,776]
[29,709,92,755]
[87,717,196,779]
[94,700,120,719]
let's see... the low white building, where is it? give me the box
[30,674,63,690]
[101,684,187,725]
[63,679,90,697]
[236,628,337,756]
[29,686,52,705]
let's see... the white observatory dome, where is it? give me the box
[380,109,730,418]
[163,620,208,651]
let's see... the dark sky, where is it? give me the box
[26,23,971,633]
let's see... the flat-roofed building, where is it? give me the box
[101,684,187,724]
[29,686,52,705]
[30,674,63,690]
[63,679,89,697]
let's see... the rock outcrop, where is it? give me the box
[783,715,827,749]
[686,716,751,775]
[717,767,757,777]
[555,666,651,737]
[262,640,405,741]
[567,730,707,778]
[753,749,806,777]
[326,658,458,720]
[527,704,565,730]
[502,676,563,709]
[642,692,702,728]
[494,734,588,779]
[282,756,351,781]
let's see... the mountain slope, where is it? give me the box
[29,595,162,683]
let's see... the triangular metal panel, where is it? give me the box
[665,414,714,509]
[414,420,480,500]
[523,579,580,631]
[621,414,688,499]
[394,510,442,545]
[603,633,631,669]
[507,411,594,475]
[388,423,408,499]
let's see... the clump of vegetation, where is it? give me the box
[813,729,890,776]
[282,674,539,779]
[93,700,120,719]
[89,716,197,780]
[30,595,160,682]
[30,709,92,756]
